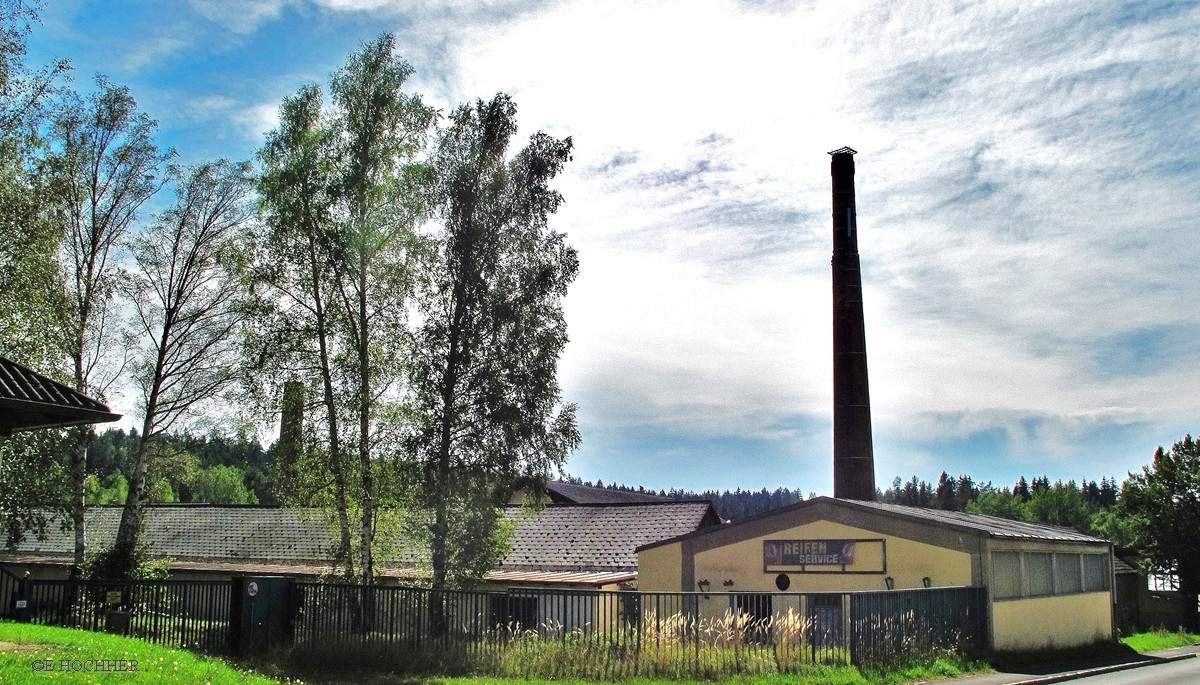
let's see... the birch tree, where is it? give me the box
[98,160,253,578]
[251,35,433,586]
[408,94,580,591]
[47,76,171,577]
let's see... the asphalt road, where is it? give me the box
[1034,656,1200,684]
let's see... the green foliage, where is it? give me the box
[0,430,71,549]
[0,3,70,370]
[966,488,1024,520]
[251,34,436,584]
[84,472,128,504]
[1120,434,1200,631]
[85,428,273,504]
[81,542,170,580]
[190,464,260,504]
[112,159,255,576]
[407,93,579,589]
[1023,481,1092,531]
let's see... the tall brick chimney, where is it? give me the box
[830,147,876,501]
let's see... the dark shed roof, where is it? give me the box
[545,481,675,504]
[0,355,121,436]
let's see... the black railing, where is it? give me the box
[850,586,989,665]
[0,565,21,619]
[2,566,988,675]
[291,583,989,677]
[22,578,232,654]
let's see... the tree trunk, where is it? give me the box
[358,255,374,590]
[111,420,154,578]
[309,235,355,584]
[68,426,91,578]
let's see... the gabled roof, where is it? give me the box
[0,355,121,436]
[10,507,332,563]
[503,502,719,571]
[4,500,720,584]
[638,496,1108,552]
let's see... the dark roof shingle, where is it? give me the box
[6,501,719,576]
[0,355,121,435]
[503,502,718,571]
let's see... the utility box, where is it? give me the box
[230,576,293,657]
[105,609,131,635]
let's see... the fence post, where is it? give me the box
[16,573,32,622]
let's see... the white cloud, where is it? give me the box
[42,0,1200,491]
[189,0,290,33]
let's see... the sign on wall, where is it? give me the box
[763,538,886,573]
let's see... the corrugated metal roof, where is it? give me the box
[843,499,1108,542]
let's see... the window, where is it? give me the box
[1148,573,1179,592]
[1056,554,1082,594]
[1026,553,1054,596]
[1083,555,1108,592]
[992,552,1022,599]
[995,550,1110,599]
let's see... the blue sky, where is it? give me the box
[25,0,1200,495]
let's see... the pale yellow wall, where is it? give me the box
[691,519,972,595]
[638,541,684,591]
[992,592,1113,651]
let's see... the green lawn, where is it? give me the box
[1121,628,1200,653]
[1,620,986,685]
[0,621,289,684]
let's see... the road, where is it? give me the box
[1021,656,1200,684]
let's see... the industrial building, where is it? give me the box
[637,495,1114,651]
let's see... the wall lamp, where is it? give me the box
[922,576,932,589]
[884,576,895,590]
[722,580,735,587]
[696,579,710,594]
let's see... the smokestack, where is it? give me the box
[830,147,876,501]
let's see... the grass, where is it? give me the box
[0,620,293,684]
[1121,627,1200,653]
[0,619,988,685]
[259,641,986,685]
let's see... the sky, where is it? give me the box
[24,0,1200,496]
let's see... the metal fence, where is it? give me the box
[3,566,988,676]
[850,586,988,665]
[20,578,232,654]
[0,565,20,619]
[291,583,990,676]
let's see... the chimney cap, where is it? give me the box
[828,146,857,156]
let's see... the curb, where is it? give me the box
[1000,652,1197,685]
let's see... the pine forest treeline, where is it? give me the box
[561,472,1129,543]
